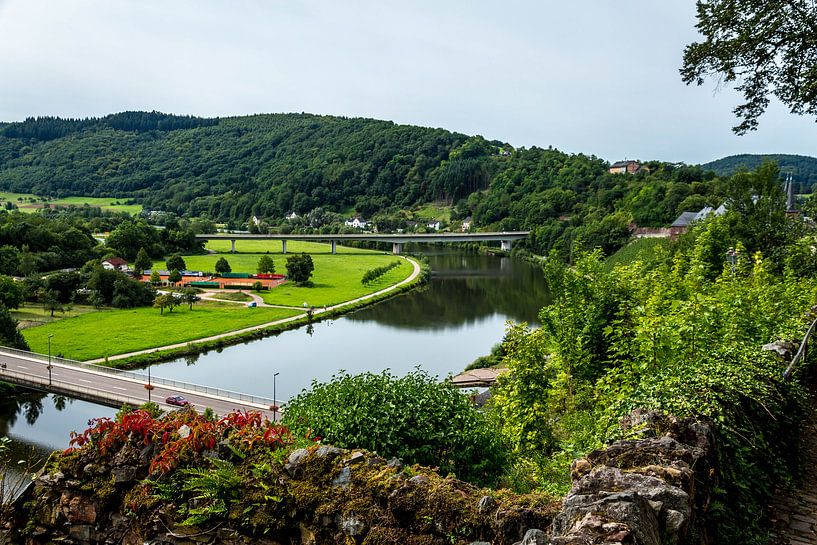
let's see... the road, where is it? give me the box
[0,348,278,420]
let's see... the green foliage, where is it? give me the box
[256,255,275,274]
[133,247,152,274]
[703,154,817,191]
[166,254,186,272]
[215,257,231,274]
[361,260,401,285]
[682,1,817,134]
[491,241,817,543]
[0,307,28,350]
[283,370,507,486]
[285,253,314,285]
[0,275,23,309]
[178,458,243,526]
[168,269,182,284]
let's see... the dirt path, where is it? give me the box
[87,256,421,364]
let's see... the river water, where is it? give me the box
[0,249,549,461]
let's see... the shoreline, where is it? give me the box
[90,255,426,370]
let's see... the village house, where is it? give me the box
[608,160,645,175]
[102,257,129,272]
[427,220,442,231]
[344,217,368,229]
[461,216,473,231]
[669,204,727,239]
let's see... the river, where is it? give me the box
[0,249,549,464]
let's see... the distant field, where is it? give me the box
[22,302,301,361]
[12,304,98,329]
[155,247,414,308]
[412,203,451,222]
[0,191,141,215]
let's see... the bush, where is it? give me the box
[283,370,506,486]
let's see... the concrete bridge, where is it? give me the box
[0,346,278,420]
[195,232,530,255]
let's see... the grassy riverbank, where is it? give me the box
[22,302,301,361]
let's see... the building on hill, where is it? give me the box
[784,173,801,217]
[461,216,473,231]
[669,205,726,240]
[102,257,129,272]
[427,220,441,231]
[344,217,368,229]
[609,160,644,174]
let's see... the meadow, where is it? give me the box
[0,191,141,215]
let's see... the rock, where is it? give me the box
[332,467,352,489]
[60,491,96,524]
[68,524,92,542]
[315,445,344,460]
[571,458,592,479]
[386,457,404,470]
[299,523,316,545]
[112,465,137,484]
[409,474,429,486]
[346,451,365,465]
[284,448,310,477]
[338,512,366,537]
[521,528,547,544]
[477,495,496,514]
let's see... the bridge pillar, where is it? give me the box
[282,240,287,254]
[331,240,337,254]
[230,239,236,253]
[500,240,512,252]
[392,243,403,255]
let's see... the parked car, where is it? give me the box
[248,301,257,308]
[165,395,190,407]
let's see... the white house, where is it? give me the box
[344,217,368,229]
[427,220,442,231]
[102,257,129,272]
[461,216,473,231]
[285,212,299,221]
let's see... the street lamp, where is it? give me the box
[47,334,54,386]
[271,372,280,420]
[144,365,154,402]
[726,247,738,276]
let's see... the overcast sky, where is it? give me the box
[0,0,813,164]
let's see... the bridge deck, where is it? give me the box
[0,347,277,420]
[196,231,529,243]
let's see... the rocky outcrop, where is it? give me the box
[4,410,717,545]
[551,410,716,545]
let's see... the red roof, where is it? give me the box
[104,257,128,267]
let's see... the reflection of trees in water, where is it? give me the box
[349,255,550,329]
[0,384,71,436]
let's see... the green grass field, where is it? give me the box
[412,203,451,222]
[0,191,141,215]
[605,237,671,271]
[12,305,98,329]
[22,302,301,361]
[155,246,414,308]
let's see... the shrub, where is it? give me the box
[283,370,506,486]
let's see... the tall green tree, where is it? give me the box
[0,308,28,350]
[168,269,182,285]
[133,247,152,275]
[166,254,186,272]
[682,0,817,133]
[215,257,231,274]
[256,255,275,274]
[285,254,314,285]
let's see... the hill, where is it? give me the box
[0,111,733,256]
[702,154,817,192]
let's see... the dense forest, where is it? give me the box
[702,153,817,192]
[0,111,808,258]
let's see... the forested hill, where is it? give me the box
[0,111,741,256]
[702,154,817,192]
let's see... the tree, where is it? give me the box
[0,246,20,276]
[153,293,176,314]
[257,255,275,274]
[133,247,152,275]
[285,253,314,285]
[0,308,28,350]
[215,257,231,274]
[180,288,200,310]
[150,269,161,285]
[0,276,23,309]
[166,254,186,272]
[168,269,182,286]
[681,1,817,134]
[39,289,65,318]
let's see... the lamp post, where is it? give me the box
[47,334,54,386]
[145,365,154,402]
[726,247,738,276]
[272,372,280,420]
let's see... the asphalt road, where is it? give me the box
[0,349,277,421]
